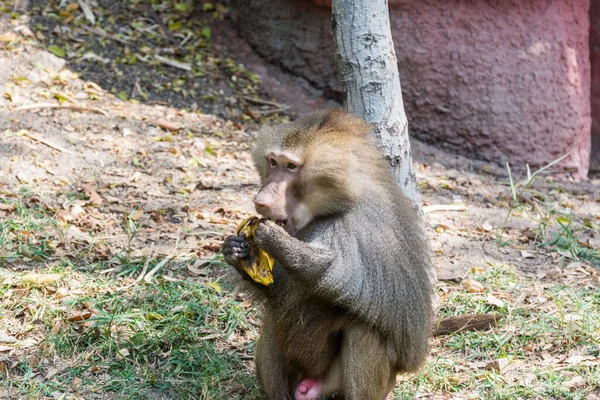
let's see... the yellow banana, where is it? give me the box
[235,217,275,286]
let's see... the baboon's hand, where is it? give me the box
[222,235,250,272]
[254,219,288,250]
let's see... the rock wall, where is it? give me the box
[232,0,592,178]
[591,0,600,171]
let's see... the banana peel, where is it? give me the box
[236,217,275,286]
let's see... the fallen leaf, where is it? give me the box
[518,373,536,387]
[151,119,182,131]
[82,183,103,205]
[21,273,61,285]
[0,332,17,344]
[48,45,66,58]
[477,223,493,232]
[563,375,584,391]
[447,374,466,384]
[486,293,505,308]
[565,354,584,365]
[162,275,182,282]
[54,287,69,299]
[521,250,536,259]
[73,376,82,391]
[67,310,92,322]
[188,260,208,276]
[70,204,85,217]
[485,358,510,373]
[19,338,37,348]
[207,281,222,293]
[65,226,92,243]
[116,348,130,358]
[461,279,484,293]
[0,32,19,42]
[0,203,15,212]
[45,366,63,380]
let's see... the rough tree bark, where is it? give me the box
[331,0,421,207]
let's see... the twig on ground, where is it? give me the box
[241,96,284,108]
[180,31,193,46]
[16,103,108,116]
[80,24,129,45]
[22,131,73,154]
[130,78,140,99]
[155,55,191,71]
[423,204,467,214]
[254,107,289,116]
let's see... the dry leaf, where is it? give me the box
[116,348,130,359]
[65,226,92,243]
[0,203,15,212]
[518,373,536,387]
[0,32,19,42]
[486,293,505,308]
[0,332,17,344]
[73,376,82,391]
[130,208,144,221]
[485,358,510,373]
[67,310,92,322]
[151,119,182,131]
[45,365,64,380]
[563,375,584,391]
[21,273,61,285]
[162,275,182,282]
[70,204,85,217]
[521,250,536,259]
[447,374,466,384]
[461,279,485,293]
[82,183,103,205]
[19,338,37,348]
[207,281,222,293]
[189,259,210,273]
[565,354,584,365]
[477,223,493,232]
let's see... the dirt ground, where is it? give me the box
[1,2,600,399]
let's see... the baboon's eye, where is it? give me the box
[286,163,298,171]
[269,159,278,167]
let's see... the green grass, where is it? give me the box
[2,182,600,400]
[393,265,600,399]
[0,270,260,399]
[0,194,260,399]
[0,194,56,263]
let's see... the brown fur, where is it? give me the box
[223,109,434,399]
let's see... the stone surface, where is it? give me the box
[591,0,600,171]
[232,0,592,178]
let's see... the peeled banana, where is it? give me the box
[235,217,275,286]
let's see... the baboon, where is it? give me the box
[222,109,434,400]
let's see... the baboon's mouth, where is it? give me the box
[275,219,287,227]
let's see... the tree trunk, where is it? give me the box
[331,0,421,207]
[331,0,440,317]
